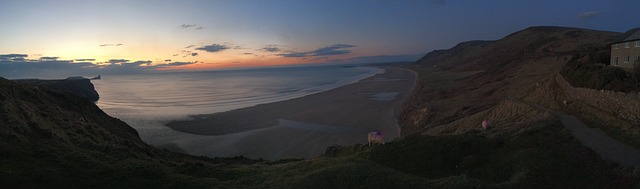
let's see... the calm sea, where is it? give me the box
[93,65,382,154]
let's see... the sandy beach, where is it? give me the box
[166,67,416,159]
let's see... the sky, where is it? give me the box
[1,0,639,78]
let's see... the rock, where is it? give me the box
[14,78,100,102]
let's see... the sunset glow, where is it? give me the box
[1,0,639,78]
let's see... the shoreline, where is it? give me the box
[165,66,416,159]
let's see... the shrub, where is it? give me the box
[561,54,639,92]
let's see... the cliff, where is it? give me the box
[14,77,100,102]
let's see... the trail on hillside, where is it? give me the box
[533,104,640,167]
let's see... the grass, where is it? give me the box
[246,119,639,189]
[3,118,639,188]
[365,121,626,188]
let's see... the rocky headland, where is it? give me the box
[14,77,100,102]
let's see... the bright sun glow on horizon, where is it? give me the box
[1,0,639,78]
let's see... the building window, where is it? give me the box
[614,56,619,65]
[625,42,630,48]
[635,55,640,63]
[636,41,640,47]
[624,56,630,63]
[614,44,619,49]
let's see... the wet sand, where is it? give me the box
[166,67,416,159]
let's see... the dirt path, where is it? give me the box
[534,104,640,167]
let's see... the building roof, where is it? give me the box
[624,30,640,41]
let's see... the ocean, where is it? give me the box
[93,65,382,158]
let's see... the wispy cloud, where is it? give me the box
[74,59,96,62]
[39,57,59,61]
[180,24,196,29]
[196,44,231,53]
[277,44,356,58]
[158,61,194,67]
[577,10,603,20]
[261,45,281,52]
[191,52,198,56]
[0,54,28,61]
[185,45,195,48]
[180,24,203,30]
[107,59,130,64]
[99,43,123,47]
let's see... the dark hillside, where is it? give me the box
[401,26,620,134]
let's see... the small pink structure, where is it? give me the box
[368,131,385,146]
[482,120,491,130]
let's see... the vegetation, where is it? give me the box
[561,53,639,92]
[4,116,640,188]
[634,62,640,82]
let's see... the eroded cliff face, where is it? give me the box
[14,78,100,102]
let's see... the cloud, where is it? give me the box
[261,45,281,52]
[107,59,130,64]
[0,54,28,61]
[277,51,309,58]
[99,43,124,47]
[196,44,230,53]
[0,54,28,59]
[157,61,196,68]
[191,52,198,56]
[277,44,356,58]
[185,45,195,48]
[74,59,96,62]
[166,62,193,66]
[312,44,356,56]
[128,60,152,66]
[195,27,203,30]
[0,54,202,79]
[180,24,197,29]
[39,57,59,61]
[577,10,603,19]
